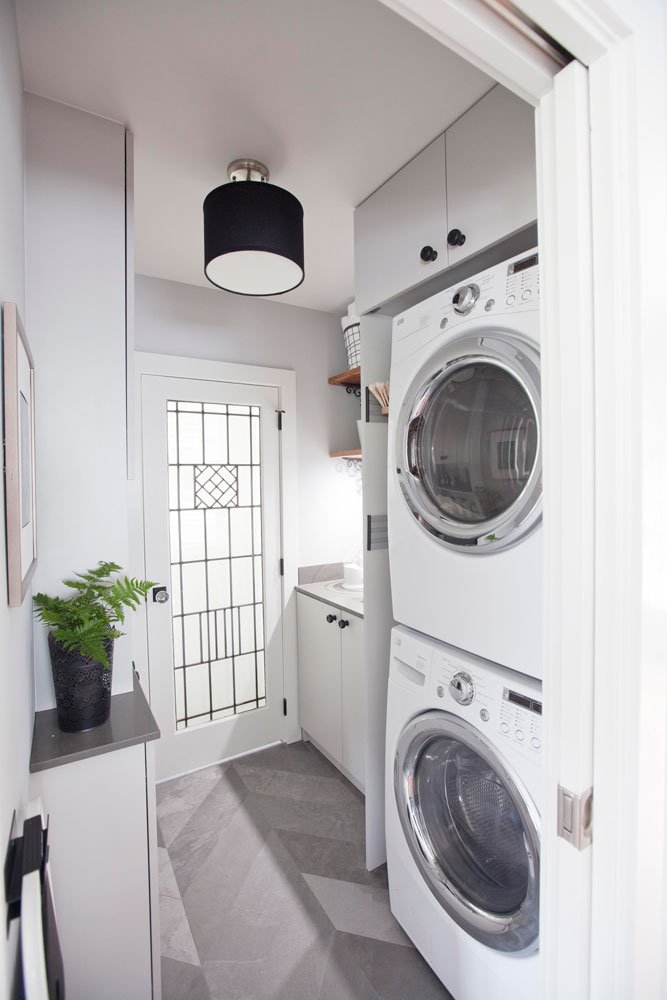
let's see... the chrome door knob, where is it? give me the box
[152,586,170,604]
[452,283,480,315]
[449,671,475,705]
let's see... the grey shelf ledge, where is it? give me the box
[30,670,160,773]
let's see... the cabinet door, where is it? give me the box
[297,593,342,761]
[341,614,365,787]
[445,86,536,265]
[354,136,447,314]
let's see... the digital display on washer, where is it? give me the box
[508,254,538,275]
[504,688,542,714]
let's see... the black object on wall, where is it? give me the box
[5,812,66,999]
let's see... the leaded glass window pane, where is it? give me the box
[167,400,265,728]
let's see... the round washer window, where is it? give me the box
[413,361,538,525]
[414,735,529,914]
[395,712,540,953]
[397,334,542,552]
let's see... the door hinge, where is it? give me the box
[276,409,285,430]
[557,785,593,850]
[283,698,287,717]
[279,557,284,576]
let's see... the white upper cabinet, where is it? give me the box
[445,85,537,265]
[353,86,536,314]
[354,136,447,316]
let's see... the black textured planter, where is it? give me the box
[48,633,114,733]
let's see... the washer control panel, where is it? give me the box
[432,648,542,758]
[500,687,542,753]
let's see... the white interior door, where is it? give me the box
[141,373,284,780]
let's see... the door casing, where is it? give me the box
[376,2,667,999]
[129,352,300,756]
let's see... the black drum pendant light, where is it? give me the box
[203,159,304,296]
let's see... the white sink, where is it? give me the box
[325,580,364,604]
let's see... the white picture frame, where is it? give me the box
[3,302,37,606]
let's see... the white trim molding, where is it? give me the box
[378,0,564,101]
[588,23,667,1000]
[536,59,595,1000]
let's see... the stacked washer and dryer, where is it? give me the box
[385,250,543,1000]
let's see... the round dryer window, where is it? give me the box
[396,333,542,551]
[394,711,540,954]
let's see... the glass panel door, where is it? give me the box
[142,375,284,781]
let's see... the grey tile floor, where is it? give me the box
[157,740,453,1000]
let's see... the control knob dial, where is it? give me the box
[449,671,475,706]
[452,283,480,316]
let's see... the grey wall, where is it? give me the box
[0,1,33,994]
[25,95,132,709]
[135,275,363,566]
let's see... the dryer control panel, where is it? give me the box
[500,687,543,753]
[391,248,540,367]
[504,252,539,308]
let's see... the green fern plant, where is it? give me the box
[33,561,155,669]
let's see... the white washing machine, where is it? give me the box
[388,249,541,678]
[386,625,541,1000]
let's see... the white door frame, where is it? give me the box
[379,1,667,998]
[129,351,300,746]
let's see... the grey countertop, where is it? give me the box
[30,670,160,773]
[295,579,364,619]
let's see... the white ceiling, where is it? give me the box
[16,0,492,315]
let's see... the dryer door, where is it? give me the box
[394,710,540,954]
[396,332,541,552]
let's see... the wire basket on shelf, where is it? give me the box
[343,321,361,370]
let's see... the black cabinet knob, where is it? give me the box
[420,245,438,262]
[338,619,350,629]
[326,613,337,624]
[447,228,466,247]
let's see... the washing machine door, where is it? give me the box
[396,332,541,552]
[394,710,540,954]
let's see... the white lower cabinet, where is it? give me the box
[297,592,365,789]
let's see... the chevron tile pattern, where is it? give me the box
[157,740,453,1000]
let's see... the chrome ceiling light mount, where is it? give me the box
[203,158,305,296]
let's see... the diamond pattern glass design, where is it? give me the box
[167,400,265,730]
[195,465,238,508]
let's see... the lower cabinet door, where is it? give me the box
[297,593,343,761]
[341,614,365,788]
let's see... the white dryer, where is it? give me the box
[388,249,541,678]
[386,625,542,1000]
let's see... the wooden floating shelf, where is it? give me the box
[328,366,361,387]
[330,449,362,459]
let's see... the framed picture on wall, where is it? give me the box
[3,302,37,606]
